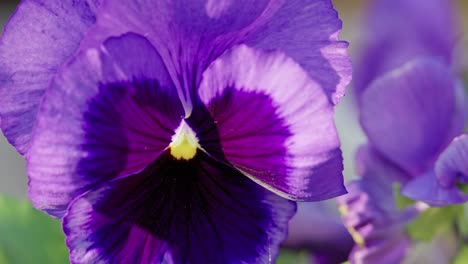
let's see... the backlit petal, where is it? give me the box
[197,45,345,201]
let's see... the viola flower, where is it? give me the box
[0,1,352,263]
[338,57,466,263]
[360,57,467,206]
[338,145,428,264]
[353,0,459,98]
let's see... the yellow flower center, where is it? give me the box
[169,120,200,160]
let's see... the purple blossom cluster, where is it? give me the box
[337,0,468,263]
[0,0,467,264]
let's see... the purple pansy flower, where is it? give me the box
[339,57,466,263]
[337,0,465,262]
[360,57,467,206]
[1,0,352,263]
[338,145,428,264]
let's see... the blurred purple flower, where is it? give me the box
[354,0,459,98]
[359,57,467,206]
[284,202,354,263]
[341,47,466,264]
[1,0,352,263]
[339,0,466,259]
[338,145,428,264]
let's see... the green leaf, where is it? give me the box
[0,194,68,264]
[456,203,468,238]
[454,245,468,264]
[393,183,415,210]
[406,205,463,242]
[277,249,310,264]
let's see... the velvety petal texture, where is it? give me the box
[360,58,458,176]
[27,33,183,217]
[198,45,345,201]
[354,0,458,96]
[64,151,296,264]
[0,0,101,154]
[78,0,351,108]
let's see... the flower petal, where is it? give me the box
[79,0,350,107]
[197,45,345,201]
[27,33,183,217]
[360,58,458,176]
[403,135,468,206]
[245,0,352,104]
[0,0,101,154]
[435,134,468,188]
[63,150,296,264]
[354,0,458,95]
[402,171,468,206]
[349,235,410,264]
[338,178,412,264]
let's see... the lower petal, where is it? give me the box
[402,171,468,206]
[63,150,296,264]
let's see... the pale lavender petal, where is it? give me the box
[0,0,101,154]
[63,151,295,264]
[27,33,183,217]
[197,45,345,201]
[245,0,352,104]
[360,58,458,176]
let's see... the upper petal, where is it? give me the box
[0,0,101,154]
[245,0,352,104]
[360,58,458,176]
[63,150,295,264]
[27,33,183,217]
[78,0,350,109]
[196,45,345,201]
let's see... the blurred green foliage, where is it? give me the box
[277,249,310,264]
[407,205,462,242]
[454,245,468,264]
[0,194,68,264]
